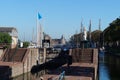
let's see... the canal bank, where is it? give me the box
[0,48,41,79]
[12,48,98,80]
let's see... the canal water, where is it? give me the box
[13,51,120,80]
[12,70,44,80]
[99,51,120,80]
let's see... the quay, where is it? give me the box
[0,48,39,79]
[0,46,98,80]
[41,48,98,80]
[0,47,58,79]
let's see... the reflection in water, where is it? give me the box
[105,54,120,80]
[99,51,110,80]
[99,51,120,80]
[99,63,109,80]
[12,70,44,80]
[12,51,70,80]
[12,51,120,80]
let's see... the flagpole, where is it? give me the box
[36,12,42,47]
[36,13,38,47]
[99,19,101,30]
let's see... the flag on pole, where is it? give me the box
[38,13,42,20]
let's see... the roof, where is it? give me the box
[0,27,17,33]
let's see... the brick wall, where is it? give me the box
[10,48,39,77]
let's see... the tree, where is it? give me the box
[69,33,83,46]
[0,32,12,44]
[91,30,102,42]
[23,41,30,48]
[103,18,120,42]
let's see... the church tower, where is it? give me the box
[61,35,66,45]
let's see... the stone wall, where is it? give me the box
[69,48,98,80]
[70,48,93,63]
[10,48,39,77]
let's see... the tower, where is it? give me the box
[61,35,66,45]
[83,27,87,41]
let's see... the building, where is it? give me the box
[43,34,51,48]
[0,27,18,48]
[42,34,66,48]
[51,35,66,47]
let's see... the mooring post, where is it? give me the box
[43,48,46,63]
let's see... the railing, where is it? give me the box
[58,71,65,80]
[48,71,65,80]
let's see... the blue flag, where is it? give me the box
[38,13,42,19]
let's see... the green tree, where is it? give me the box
[91,30,102,42]
[69,33,83,46]
[0,32,12,44]
[103,18,120,42]
[23,41,30,48]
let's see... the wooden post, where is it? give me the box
[43,48,46,63]
[43,48,46,74]
[69,49,72,56]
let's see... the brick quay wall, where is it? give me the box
[0,48,40,79]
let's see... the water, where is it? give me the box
[13,50,120,80]
[99,51,120,80]
[12,71,44,80]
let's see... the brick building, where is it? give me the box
[43,34,66,47]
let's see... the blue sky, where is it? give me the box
[0,0,120,41]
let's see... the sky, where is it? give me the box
[0,0,120,41]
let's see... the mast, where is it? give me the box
[99,19,101,31]
[80,19,83,41]
[40,24,43,48]
[89,20,91,41]
[36,13,42,47]
[80,19,83,33]
[36,14,38,46]
[32,27,34,42]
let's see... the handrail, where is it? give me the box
[58,71,65,80]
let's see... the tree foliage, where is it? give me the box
[23,41,30,48]
[91,30,102,42]
[69,33,83,45]
[70,30,102,46]
[0,32,12,44]
[103,18,120,42]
